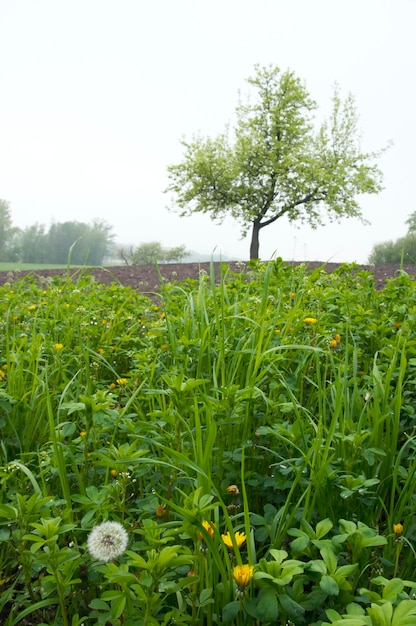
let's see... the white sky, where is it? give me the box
[0,0,415,263]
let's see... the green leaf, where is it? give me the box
[222,601,241,622]
[279,594,305,621]
[320,575,339,596]
[308,559,327,574]
[320,545,338,574]
[336,563,359,577]
[269,548,288,563]
[0,504,17,519]
[111,593,126,619]
[102,590,125,601]
[392,599,416,626]
[316,518,333,539]
[256,588,279,622]
[199,588,213,606]
[367,602,393,626]
[382,578,404,601]
[89,598,110,610]
[290,534,310,552]
[339,520,357,534]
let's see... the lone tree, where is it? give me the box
[166,65,386,259]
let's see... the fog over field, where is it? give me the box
[0,0,414,262]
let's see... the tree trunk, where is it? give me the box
[249,221,261,259]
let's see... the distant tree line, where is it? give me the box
[117,241,190,265]
[0,199,114,265]
[0,199,191,266]
[369,211,416,264]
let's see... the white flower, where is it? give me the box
[87,521,128,562]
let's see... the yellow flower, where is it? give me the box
[53,343,63,350]
[116,378,127,386]
[393,523,403,536]
[80,430,87,437]
[226,485,240,495]
[98,348,105,355]
[222,530,246,550]
[233,564,254,588]
[303,317,317,325]
[330,339,338,348]
[109,382,116,389]
[28,305,36,311]
[110,469,118,478]
[334,333,341,342]
[199,520,216,540]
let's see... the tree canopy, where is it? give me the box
[166,65,386,259]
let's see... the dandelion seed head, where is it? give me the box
[87,521,128,562]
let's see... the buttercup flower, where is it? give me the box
[87,521,128,562]
[222,530,246,550]
[393,522,403,536]
[303,317,317,325]
[199,520,215,540]
[53,343,63,350]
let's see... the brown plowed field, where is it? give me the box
[0,262,415,294]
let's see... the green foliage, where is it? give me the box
[369,212,416,264]
[166,65,386,258]
[0,262,415,624]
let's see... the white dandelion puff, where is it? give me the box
[87,521,128,562]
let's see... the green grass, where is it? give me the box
[0,262,86,271]
[0,261,415,625]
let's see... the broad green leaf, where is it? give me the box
[256,588,279,622]
[382,578,404,601]
[367,602,393,626]
[222,601,241,622]
[392,599,416,626]
[316,518,333,539]
[320,574,339,596]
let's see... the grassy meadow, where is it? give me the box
[0,260,415,625]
